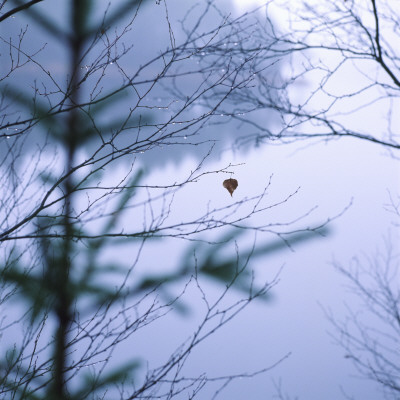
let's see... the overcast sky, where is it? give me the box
[2,1,400,399]
[107,2,399,399]
[128,2,400,399]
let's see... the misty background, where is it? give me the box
[1,0,399,399]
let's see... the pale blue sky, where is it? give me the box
[1,1,399,399]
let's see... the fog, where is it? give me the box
[1,1,399,399]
